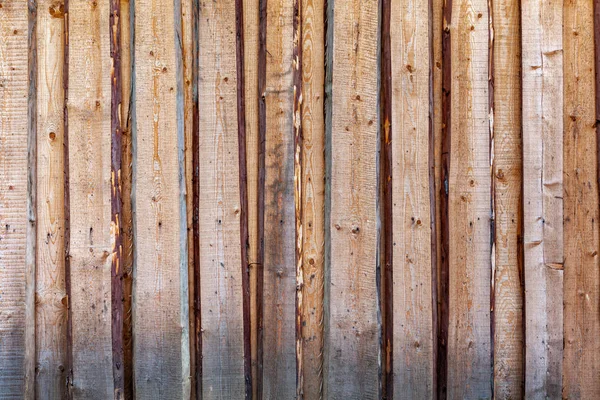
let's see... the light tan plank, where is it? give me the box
[181,0,196,395]
[262,0,297,396]
[133,0,187,396]
[491,0,523,398]
[325,0,379,397]
[563,0,600,398]
[198,0,246,397]
[446,0,491,398]
[35,1,68,397]
[390,0,434,397]
[66,0,114,397]
[0,1,30,396]
[300,0,326,396]
[242,0,260,396]
[522,0,563,398]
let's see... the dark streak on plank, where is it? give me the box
[292,0,303,395]
[428,0,438,396]
[191,0,201,396]
[192,0,201,395]
[63,0,73,396]
[110,0,125,397]
[235,0,253,397]
[488,4,495,395]
[595,0,600,190]
[380,0,393,397]
[256,0,267,396]
[438,0,452,397]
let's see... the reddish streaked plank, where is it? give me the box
[181,0,196,395]
[522,0,564,398]
[299,0,326,396]
[390,0,435,397]
[67,0,114,396]
[324,0,380,397]
[119,0,134,396]
[197,0,246,396]
[0,0,30,396]
[133,0,188,396]
[446,0,492,398]
[491,0,523,398]
[563,0,600,398]
[261,0,297,396]
[35,1,68,397]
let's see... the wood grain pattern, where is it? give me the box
[25,1,38,397]
[181,0,196,395]
[0,1,30,396]
[242,0,260,396]
[563,0,600,398]
[300,0,326,396]
[67,0,114,396]
[491,0,523,398]
[262,0,297,396]
[198,0,246,397]
[35,1,68,397]
[522,0,563,398]
[390,0,435,397]
[446,0,491,398]
[133,0,187,396]
[119,0,134,397]
[325,0,380,397]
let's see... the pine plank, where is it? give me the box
[300,0,326,396]
[446,0,492,398]
[0,1,30,396]
[261,0,297,396]
[243,2,260,400]
[66,0,114,396]
[242,0,260,397]
[133,0,187,396]
[563,0,600,397]
[120,0,134,397]
[197,0,246,397]
[491,0,523,398]
[390,0,434,397]
[181,0,196,395]
[324,0,379,397]
[35,1,68,397]
[522,0,563,398]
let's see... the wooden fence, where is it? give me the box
[1,0,599,398]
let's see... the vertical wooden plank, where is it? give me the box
[300,0,326,395]
[432,0,444,397]
[446,0,491,398]
[0,0,30,396]
[563,0,600,398]
[26,1,38,397]
[35,1,68,397]
[243,0,260,396]
[491,0,523,398]
[390,0,435,397]
[181,0,196,395]
[522,0,563,398]
[438,0,451,396]
[197,0,246,396]
[261,0,297,396]
[133,0,187,396]
[67,0,114,396]
[324,0,380,397]
[120,0,134,396]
